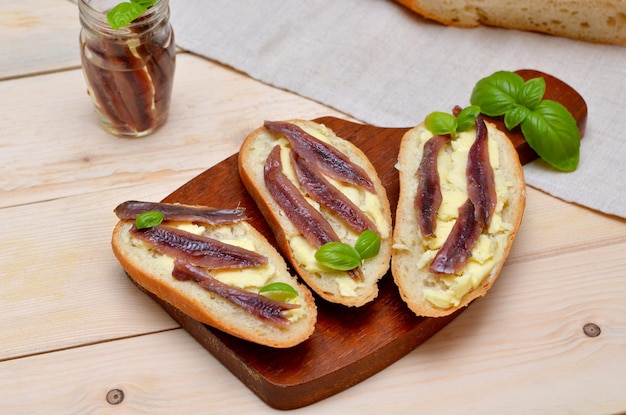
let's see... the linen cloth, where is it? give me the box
[170,0,626,219]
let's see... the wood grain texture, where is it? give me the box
[0,0,81,80]
[149,69,588,409]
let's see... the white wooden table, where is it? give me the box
[1,1,625,414]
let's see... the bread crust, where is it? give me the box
[112,216,317,348]
[391,121,525,317]
[395,0,626,45]
[238,120,392,307]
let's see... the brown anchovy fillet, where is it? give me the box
[429,199,482,274]
[131,225,268,269]
[83,37,154,133]
[467,115,497,229]
[102,38,154,133]
[415,134,450,237]
[291,151,378,234]
[143,41,175,122]
[115,200,247,225]
[264,120,375,192]
[81,38,135,135]
[172,260,299,327]
[132,15,176,122]
[265,146,363,281]
[264,145,341,249]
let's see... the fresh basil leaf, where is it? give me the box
[470,70,580,171]
[259,282,298,295]
[315,242,361,271]
[521,100,580,171]
[132,0,158,7]
[518,77,546,110]
[470,71,524,116]
[504,104,531,130]
[135,211,164,229]
[259,282,299,302]
[106,2,147,30]
[425,112,457,135]
[456,105,481,132]
[354,230,380,260]
[105,0,158,30]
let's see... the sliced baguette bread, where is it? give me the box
[111,203,317,348]
[394,0,626,45]
[392,119,525,317]
[238,120,392,307]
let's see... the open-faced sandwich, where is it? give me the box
[238,120,392,307]
[111,200,317,348]
[392,106,526,317]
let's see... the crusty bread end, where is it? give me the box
[238,120,392,307]
[395,0,626,45]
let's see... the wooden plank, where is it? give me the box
[0,53,351,208]
[0,180,186,361]
[0,0,82,80]
[509,187,626,263]
[2,243,624,414]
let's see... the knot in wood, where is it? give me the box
[583,323,601,338]
[106,388,125,405]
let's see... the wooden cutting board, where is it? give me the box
[148,70,587,410]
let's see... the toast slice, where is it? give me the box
[111,201,317,348]
[392,118,525,317]
[238,120,392,307]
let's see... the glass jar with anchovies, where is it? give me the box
[79,0,175,138]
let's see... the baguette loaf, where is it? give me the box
[111,202,317,348]
[392,119,525,317]
[238,120,392,307]
[394,0,626,45]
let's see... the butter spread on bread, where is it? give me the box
[238,120,392,307]
[111,201,317,348]
[392,114,525,317]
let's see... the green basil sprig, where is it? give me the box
[107,0,158,30]
[135,210,164,229]
[425,105,480,137]
[314,230,381,271]
[470,71,580,172]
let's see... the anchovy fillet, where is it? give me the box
[131,225,268,269]
[115,200,246,226]
[415,134,449,237]
[291,151,377,234]
[467,116,496,229]
[429,199,482,274]
[172,260,298,327]
[264,120,375,192]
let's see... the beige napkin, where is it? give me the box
[170,0,626,219]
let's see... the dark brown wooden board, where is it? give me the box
[143,70,586,410]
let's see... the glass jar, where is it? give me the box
[79,0,175,138]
